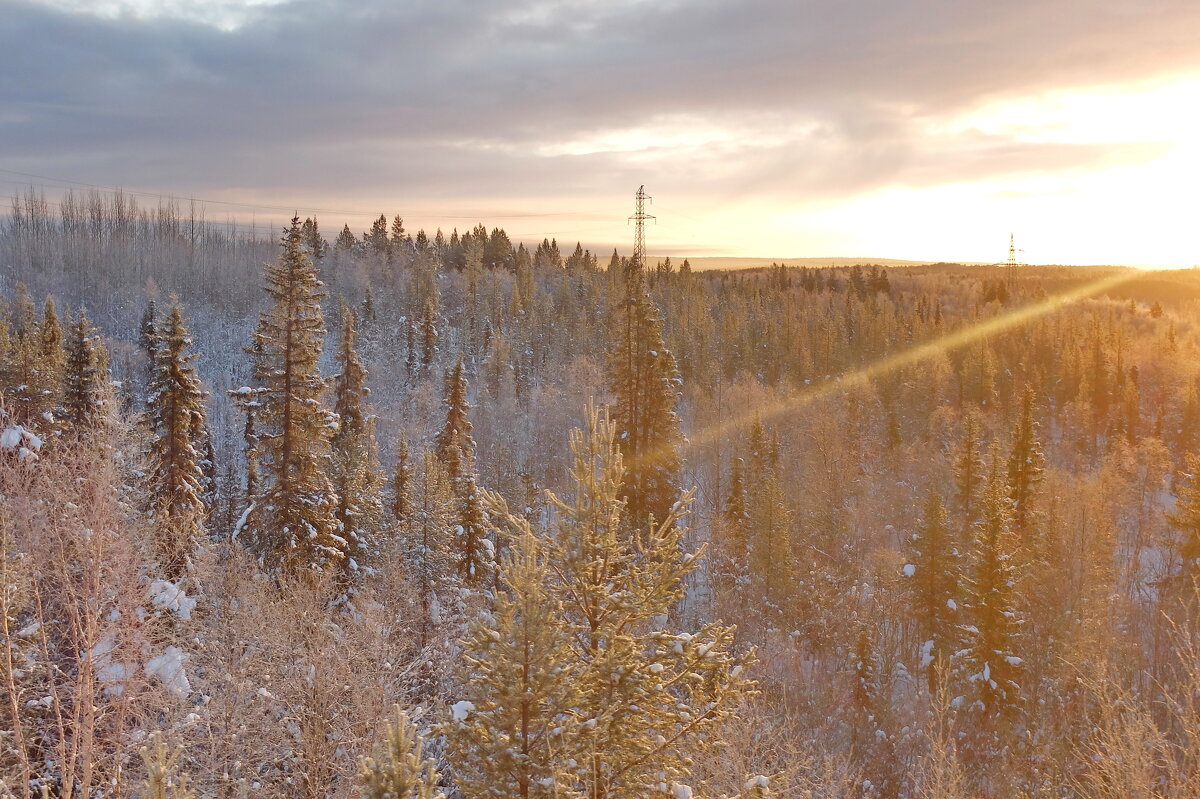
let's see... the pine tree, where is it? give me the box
[62,307,106,432]
[140,737,195,799]
[389,215,408,250]
[145,300,209,576]
[365,214,391,259]
[544,404,751,799]
[608,259,683,526]
[360,707,444,799]
[955,446,1024,774]
[237,217,344,575]
[443,524,581,799]
[330,304,384,577]
[1005,388,1045,545]
[903,489,961,694]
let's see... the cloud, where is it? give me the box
[2,0,1198,230]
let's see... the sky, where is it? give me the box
[2,0,1199,265]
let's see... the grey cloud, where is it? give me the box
[1,0,1196,215]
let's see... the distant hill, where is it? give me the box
[666,256,1195,272]
[662,256,932,271]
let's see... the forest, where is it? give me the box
[4,187,1200,799]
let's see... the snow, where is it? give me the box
[919,639,934,669]
[90,631,132,696]
[745,775,770,791]
[0,427,22,449]
[1,426,41,456]
[450,700,475,722]
[145,646,191,697]
[17,621,41,638]
[149,579,197,620]
[902,563,916,577]
[671,784,693,799]
[946,598,957,610]
[232,503,255,541]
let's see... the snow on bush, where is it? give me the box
[1,424,43,460]
[450,700,475,722]
[145,646,191,697]
[149,579,198,620]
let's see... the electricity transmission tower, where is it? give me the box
[1005,233,1024,285]
[628,185,654,266]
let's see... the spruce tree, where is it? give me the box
[607,258,683,526]
[330,304,384,576]
[419,301,438,373]
[139,298,159,357]
[435,354,475,483]
[1164,452,1200,618]
[455,472,489,587]
[407,449,457,648]
[38,296,65,396]
[238,217,344,574]
[954,411,985,526]
[748,467,793,627]
[711,452,750,605]
[430,356,489,586]
[903,489,961,694]
[955,446,1024,774]
[3,284,53,425]
[405,321,418,379]
[62,307,106,432]
[392,433,413,530]
[1005,388,1045,545]
[145,300,209,576]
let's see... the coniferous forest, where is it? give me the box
[7,190,1200,799]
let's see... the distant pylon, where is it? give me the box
[1006,233,1018,284]
[628,185,655,265]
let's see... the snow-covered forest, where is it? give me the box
[5,188,1200,799]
